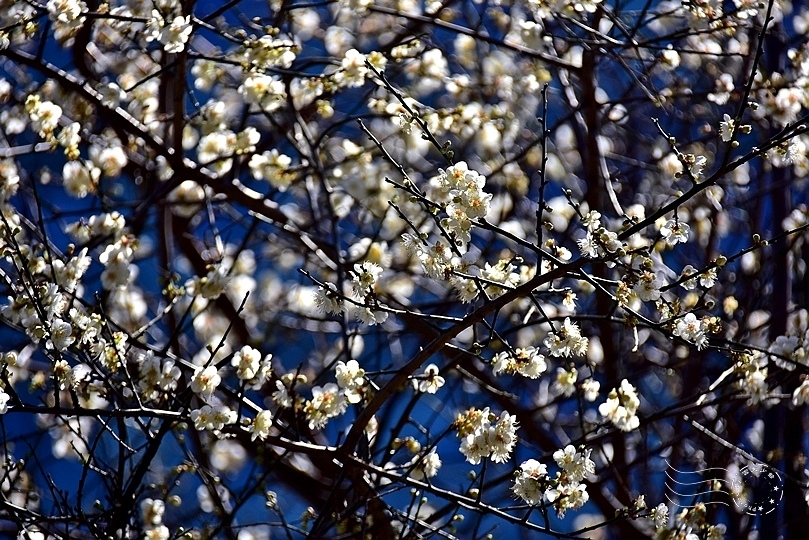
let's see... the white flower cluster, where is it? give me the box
[141,498,170,540]
[47,0,86,39]
[552,366,578,397]
[719,114,735,142]
[137,351,181,402]
[186,261,231,300]
[598,379,641,432]
[190,365,221,400]
[65,211,126,243]
[196,127,260,177]
[479,259,521,298]
[408,449,442,480]
[145,8,192,54]
[0,384,9,415]
[250,410,274,441]
[769,331,809,371]
[492,346,547,378]
[660,218,690,246]
[672,313,709,350]
[168,180,205,218]
[242,33,298,71]
[331,49,385,88]
[191,404,237,431]
[402,235,452,280]
[577,211,622,258]
[679,264,717,290]
[303,383,348,430]
[1,241,96,356]
[90,142,128,177]
[737,359,769,406]
[405,48,449,95]
[239,73,287,114]
[528,0,602,20]
[544,318,589,358]
[450,256,529,303]
[62,160,100,199]
[633,270,662,302]
[98,233,137,290]
[512,459,548,506]
[314,262,388,325]
[231,346,272,389]
[455,407,519,464]
[24,95,62,139]
[249,149,295,191]
[513,445,595,518]
[335,359,365,404]
[430,161,492,248]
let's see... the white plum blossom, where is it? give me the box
[335,359,365,403]
[250,410,274,441]
[413,364,444,393]
[552,366,578,397]
[740,366,768,405]
[770,334,808,370]
[249,150,294,190]
[141,498,165,527]
[62,161,99,198]
[456,408,519,464]
[673,313,709,349]
[168,180,205,218]
[661,219,690,246]
[719,113,735,142]
[26,96,62,138]
[272,378,295,408]
[649,503,669,528]
[553,445,595,484]
[239,73,287,113]
[90,145,128,177]
[137,352,182,401]
[793,379,809,406]
[599,379,641,432]
[577,211,622,258]
[146,11,193,53]
[480,259,521,298]
[188,263,230,300]
[191,365,221,400]
[681,265,718,289]
[546,482,590,518]
[191,404,237,431]
[352,261,383,296]
[545,318,589,357]
[581,378,600,402]
[512,459,549,505]
[314,282,344,315]
[244,35,298,70]
[334,49,368,88]
[304,383,348,429]
[231,346,262,382]
[49,319,75,351]
[47,0,85,26]
[491,347,547,378]
[679,264,698,290]
[0,388,10,414]
[352,305,389,326]
[409,449,442,480]
[634,271,662,302]
[430,162,492,248]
